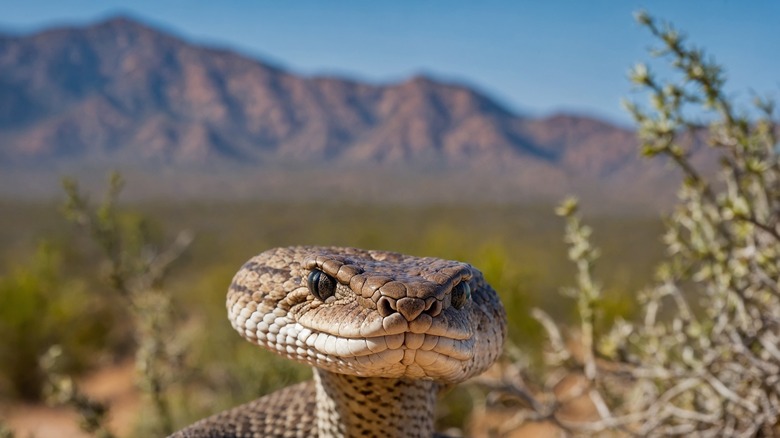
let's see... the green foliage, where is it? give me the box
[0,242,112,401]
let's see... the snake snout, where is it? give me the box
[377,295,443,321]
[396,297,426,321]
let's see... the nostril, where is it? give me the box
[426,300,442,317]
[377,297,395,317]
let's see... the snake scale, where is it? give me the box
[171,246,507,437]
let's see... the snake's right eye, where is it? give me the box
[307,269,337,301]
[451,281,471,310]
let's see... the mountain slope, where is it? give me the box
[0,16,684,206]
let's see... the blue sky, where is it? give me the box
[1,0,777,125]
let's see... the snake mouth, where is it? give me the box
[299,328,476,380]
[303,330,475,362]
[260,322,475,361]
[245,321,476,379]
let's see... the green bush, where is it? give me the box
[0,242,113,400]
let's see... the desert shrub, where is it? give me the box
[57,172,192,436]
[484,11,780,437]
[0,242,113,400]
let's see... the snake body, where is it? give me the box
[172,246,507,437]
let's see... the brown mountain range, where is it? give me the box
[0,17,690,205]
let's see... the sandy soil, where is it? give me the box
[2,361,139,438]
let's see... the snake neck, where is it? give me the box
[313,368,440,438]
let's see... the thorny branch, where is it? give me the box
[480,11,780,437]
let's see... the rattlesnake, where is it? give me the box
[171,246,507,437]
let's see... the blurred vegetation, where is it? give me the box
[57,173,196,436]
[41,346,115,438]
[0,188,664,434]
[0,241,115,401]
[0,421,14,438]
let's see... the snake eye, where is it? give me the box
[307,269,337,301]
[451,281,471,310]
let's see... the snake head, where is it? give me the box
[228,246,507,384]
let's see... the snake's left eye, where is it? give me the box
[307,269,337,301]
[451,281,471,310]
